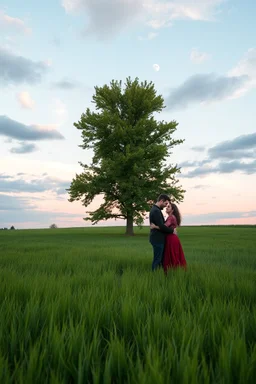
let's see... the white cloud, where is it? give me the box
[190,48,210,64]
[53,99,68,120]
[61,0,225,37]
[148,32,158,39]
[10,142,38,154]
[17,91,35,109]
[0,115,64,141]
[147,18,170,29]
[146,0,224,24]
[33,123,60,131]
[166,47,256,110]
[62,0,143,38]
[138,32,158,40]
[167,73,248,110]
[228,48,256,97]
[62,0,82,12]
[153,63,160,71]
[1,36,18,51]
[44,58,53,67]
[0,47,48,86]
[145,0,225,30]
[0,11,31,34]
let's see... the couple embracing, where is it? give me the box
[149,194,186,272]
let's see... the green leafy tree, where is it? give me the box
[68,78,185,236]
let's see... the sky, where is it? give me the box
[0,0,255,229]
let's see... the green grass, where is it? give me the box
[0,226,256,383]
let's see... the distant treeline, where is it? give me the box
[0,226,15,230]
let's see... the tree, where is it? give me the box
[50,224,58,229]
[68,77,185,236]
[10,226,15,230]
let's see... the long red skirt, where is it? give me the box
[163,234,187,272]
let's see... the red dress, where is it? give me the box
[162,215,187,272]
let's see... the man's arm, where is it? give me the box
[151,223,177,235]
[151,210,174,234]
[158,223,174,234]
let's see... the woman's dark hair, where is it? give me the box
[171,203,181,226]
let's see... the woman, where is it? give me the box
[150,203,187,272]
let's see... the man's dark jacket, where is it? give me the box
[149,204,174,243]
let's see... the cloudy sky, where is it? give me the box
[0,0,255,229]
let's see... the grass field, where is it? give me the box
[0,226,256,383]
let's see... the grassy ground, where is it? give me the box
[0,226,255,383]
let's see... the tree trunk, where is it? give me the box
[125,215,134,236]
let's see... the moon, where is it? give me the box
[153,64,160,72]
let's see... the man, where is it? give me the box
[149,194,175,271]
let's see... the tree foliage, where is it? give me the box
[68,78,185,235]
